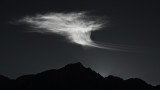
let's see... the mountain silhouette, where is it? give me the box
[0,62,159,90]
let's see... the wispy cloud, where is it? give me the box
[19,11,130,51]
[20,12,106,47]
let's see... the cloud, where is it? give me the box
[20,11,129,51]
[20,12,107,47]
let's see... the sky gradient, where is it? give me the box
[0,0,160,85]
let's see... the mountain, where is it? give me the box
[0,62,159,90]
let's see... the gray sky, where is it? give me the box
[0,0,160,85]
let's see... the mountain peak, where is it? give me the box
[63,62,85,69]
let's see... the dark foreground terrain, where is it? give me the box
[0,62,160,90]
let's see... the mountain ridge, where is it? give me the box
[0,62,159,90]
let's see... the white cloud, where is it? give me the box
[21,12,106,48]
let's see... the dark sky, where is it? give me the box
[0,0,160,85]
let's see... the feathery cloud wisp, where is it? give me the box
[21,12,107,48]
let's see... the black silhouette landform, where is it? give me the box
[0,62,160,90]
